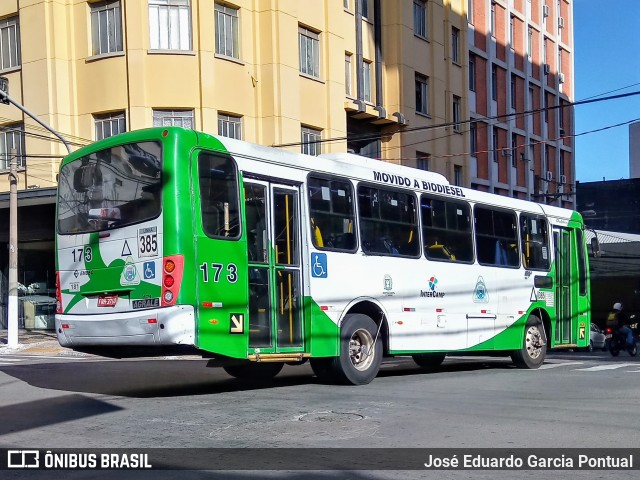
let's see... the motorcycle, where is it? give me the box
[604,327,638,357]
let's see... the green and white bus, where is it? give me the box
[55,127,590,385]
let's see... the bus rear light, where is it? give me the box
[164,259,176,274]
[147,319,157,324]
[161,255,183,307]
[55,271,62,314]
[61,324,70,329]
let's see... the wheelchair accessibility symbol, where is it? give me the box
[311,253,327,278]
[143,261,155,280]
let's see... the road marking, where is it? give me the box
[576,363,636,371]
[538,361,585,369]
[0,358,21,362]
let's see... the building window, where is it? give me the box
[0,17,20,71]
[468,0,474,24]
[361,0,370,20]
[490,1,496,36]
[0,124,25,169]
[218,113,242,139]
[416,152,430,171]
[469,122,477,156]
[454,165,462,186]
[414,0,427,38]
[90,1,123,56]
[469,54,475,91]
[527,27,533,58]
[344,0,350,10]
[363,60,372,102]
[491,64,498,101]
[415,74,428,115]
[153,109,194,128]
[453,95,461,132]
[345,53,352,96]
[94,112,126,140]
[492,128,499,163]
[299,26,320,78]
[509,15,515,49]
[302,126,322,156]
[149,0,191,51]
[215,3,239,59]
[451,26,460,63]
[510,74,516,110]
[511,132,518,167]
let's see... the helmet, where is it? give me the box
[613,302,623,311]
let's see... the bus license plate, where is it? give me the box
[97,295,118,307]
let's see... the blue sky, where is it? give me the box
[574,0,640,182]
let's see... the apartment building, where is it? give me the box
[468,0,574,207]
[0,0,572,328]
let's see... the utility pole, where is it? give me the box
[7,149,18,347]
[0,76,71,346]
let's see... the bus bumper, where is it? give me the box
[55,305,195,347]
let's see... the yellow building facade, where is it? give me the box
[0,0,470,194]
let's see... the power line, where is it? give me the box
[272,90,640,149]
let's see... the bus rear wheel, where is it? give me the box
[511,315,546,369]
[223,362,284,381]
[412,353,446,369]
[330,314,382,385]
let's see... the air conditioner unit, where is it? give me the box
[559,128,566,136]
[558,17,565,28]
[546,171,553,181]
[559,72,565,83]
[560,174,567,184]
[543,5,550,17]
[544,64,551,75]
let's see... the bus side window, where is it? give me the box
[308,176,356,252]
[421,194,472,263]
[520,214,550,270]
[474,206,519,267]
[198,152,240,239]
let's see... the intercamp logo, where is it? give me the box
[8,450,40,468]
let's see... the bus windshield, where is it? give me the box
[57,141,162,234]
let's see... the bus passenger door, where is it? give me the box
[244,181,304,354]
[553,227,573,346]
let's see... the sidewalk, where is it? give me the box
[0,329,87,357]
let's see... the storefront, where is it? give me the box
[0,188,57,330]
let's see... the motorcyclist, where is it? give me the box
[606,302,635,347]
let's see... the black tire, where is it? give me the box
[223,362,284,381]
[309,357,334,381]
[511,315,546,369]
[609,342,620,357]
[629,344,638,357]
[412,353,446,369]
[328,313,382,385]
[587,341,594,353]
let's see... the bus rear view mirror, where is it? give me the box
[590,237,601,257]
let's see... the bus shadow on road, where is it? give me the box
[0,357,516,398]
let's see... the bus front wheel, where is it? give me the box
[511,316,546,369]
[223,362,284,381]
[330,314,382,385]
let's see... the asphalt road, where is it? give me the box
[0,350,639,480]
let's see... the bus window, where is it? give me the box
[198,152,240,239]
[357,185,419,257]
[57,141,162,234]
[520,214,550,271]
[474,206,519,267]
[421,194,473,263]
[308,176,356,251]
